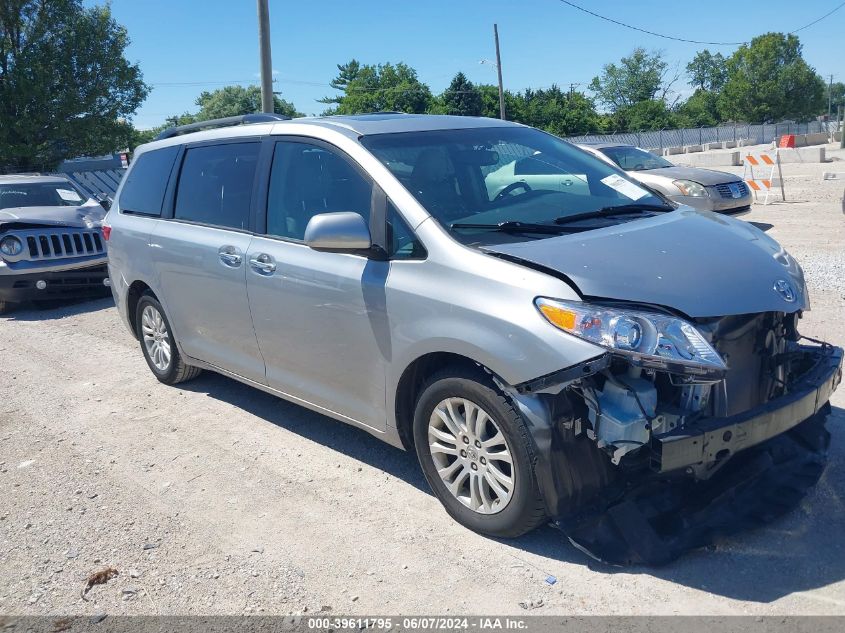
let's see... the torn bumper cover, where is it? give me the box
[555,344,843,566]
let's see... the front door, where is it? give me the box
[246,139,388,429]
[152,140,266,383]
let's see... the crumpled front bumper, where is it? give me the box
[555,343,843,566]
[652,344,842,473]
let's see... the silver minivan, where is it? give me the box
[106,113,841,564]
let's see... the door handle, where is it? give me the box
[218,246,243,268]
[249,253,276,275]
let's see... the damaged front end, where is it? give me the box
[508,308,842,566]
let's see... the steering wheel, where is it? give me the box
[494,181,532,202]
[633,163,645,171]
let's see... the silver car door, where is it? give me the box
[151,140,266,383]
[245,139,388,430]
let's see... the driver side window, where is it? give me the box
[266,141,372,241]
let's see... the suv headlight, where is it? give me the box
[0,235,23,259]
[535,298,727,376]
[673,179,708,197]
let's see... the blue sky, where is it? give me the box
[93,0,844,129]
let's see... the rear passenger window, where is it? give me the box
[119,146,179,216]
[174,142,260,229]
[266,141,372,240]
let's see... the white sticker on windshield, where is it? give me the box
[56,188,83,202]
[600,174,649,200]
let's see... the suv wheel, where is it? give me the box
[136,293,202,385]
[413,368,546,538]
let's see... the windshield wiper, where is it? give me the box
[450,220,588,234]
[553,203,672,225]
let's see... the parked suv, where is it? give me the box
[0,174,109,314]
[106,113,841,564]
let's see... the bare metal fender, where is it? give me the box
[483,208,808,318]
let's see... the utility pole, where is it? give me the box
[257,0,274,114]
[493,24,505,120]
[840,105,844,150]
[829,74,834,120]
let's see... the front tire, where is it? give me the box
[413,368,546,538]
[135,293,201,385]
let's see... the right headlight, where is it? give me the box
[0,235,23,260]
[672,179,708,197]
[535,297,727,377]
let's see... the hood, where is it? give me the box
[632,166,740,186]
[483,208,808,318]
[0,202,105,230]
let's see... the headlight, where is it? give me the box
[535,298,727,376]
[0,235,23,259]
[672,179,708,197]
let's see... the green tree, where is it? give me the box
[0,0,149,171]
[322,61,432,115]
[589,48,676,112]
[686,50,727,92]
[609,99,679,131]
[193,85,300,120]
[318,59,362,106]
[441,72,482,117]
[676,90,720,127]
[824,81,845,112]
[513,86,603,135]
[719,33,825,122]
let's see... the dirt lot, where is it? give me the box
[2,144,844,616]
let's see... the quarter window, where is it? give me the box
[266,142,372,240]
[118,146,179,216]
[387,202,426,260]
[174,142,260,229]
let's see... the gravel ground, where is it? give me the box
[1,144,844,616]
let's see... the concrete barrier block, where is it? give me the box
[684,145,703,153]
[805,132,828,145]
[645,148,661,155]
[722,141,737,149]
[673,150,741,167]
[663,146,684,156]
[835,131,842,142]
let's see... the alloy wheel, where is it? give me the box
[428,397,515,514]
[141,305,172,372]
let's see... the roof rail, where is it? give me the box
[153,113,291,141]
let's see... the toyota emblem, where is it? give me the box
[774,279,797,303]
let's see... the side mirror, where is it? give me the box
[304,212,372,253]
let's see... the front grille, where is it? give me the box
[714,181,749,199]
[16,228,104,261]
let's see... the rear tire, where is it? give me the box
[413,367,546,538]
[135,293,202,385]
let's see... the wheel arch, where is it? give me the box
[393,351,502,451]
[126,280,157,339]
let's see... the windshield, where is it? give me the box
[361,127,666,241]
[597,145,674,171]
[0,182,88,210]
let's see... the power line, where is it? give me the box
[556,0,845,46]
[791,1,845,33]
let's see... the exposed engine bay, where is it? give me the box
[583,311,806,471]
[506,309,842,565]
